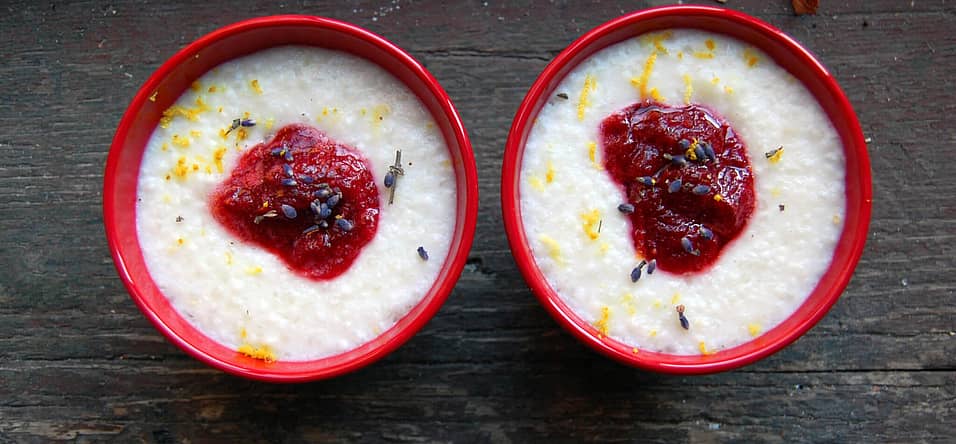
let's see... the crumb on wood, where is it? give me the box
[792,0,819,15]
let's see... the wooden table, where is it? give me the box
[2,1,953,442]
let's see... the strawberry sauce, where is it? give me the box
[601,101,755,274]
[210,124,379,280]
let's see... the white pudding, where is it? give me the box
[137,46,456,361]
[520,30,845,355]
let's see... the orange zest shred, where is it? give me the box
[743,48,760,67]
[238,343,276,362]
[587,141,603,170]
[639,31,672,55]
[683,74,693,104]
[630,51,658,100]
[159,98,210,128]
[580,209,601,240]
[685,138,700,160]
[213,146,227,173]
[171,134,191,148]
[768,147,784,164]
[539,234,563,265]
[594,306,610,338]
[694,40,716,60]
[577,74,596,121]
[172,156,189,179]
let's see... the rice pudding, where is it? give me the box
[136,46,456,362]
[520,30,846,355]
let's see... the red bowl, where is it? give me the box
[501,6,871,374]
[104,16,478,382]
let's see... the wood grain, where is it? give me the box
[0,0,954,442]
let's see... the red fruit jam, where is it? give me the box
[210,124,380,280]
[601,101,755,274]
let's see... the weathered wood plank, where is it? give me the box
[0,364,953,443]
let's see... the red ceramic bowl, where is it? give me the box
[104,16,478,382]
[502,6,871,374]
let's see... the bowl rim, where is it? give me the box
[104,15,478,382]
[501,5,872,374]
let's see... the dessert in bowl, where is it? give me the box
[104,16,477,382]
[502,6,871,373]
